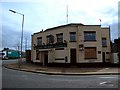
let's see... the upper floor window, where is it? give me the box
[47,35,51,44]
[46,35,54,44]
[56,33,63,43]
[70,32,76,42]
[84,31,96,41]
[37,37,42,46]
[102,38,107,47]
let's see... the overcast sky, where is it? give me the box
[1,0,119,51]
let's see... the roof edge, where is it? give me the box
[45,23,84,32]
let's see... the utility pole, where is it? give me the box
[66,4,68,23]
[9,9,24,68]
[25,37,27,51]
[18,45,20,68]
[99,19,101,26]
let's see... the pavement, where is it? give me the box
[3,62,120,75]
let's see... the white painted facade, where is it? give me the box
[31,23,111,65]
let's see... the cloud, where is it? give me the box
[118,21,120,38]
[2,1,118,28]
[2,24,21,48]
[1,0,119,50]
[2,24,31,50]
[109,22,118,42]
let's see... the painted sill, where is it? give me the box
[55,48,64,50]
[69,41,77,42]
[55,58,65,60]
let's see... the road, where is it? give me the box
[2,60,119,88]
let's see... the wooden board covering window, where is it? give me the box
[85,47,97,59]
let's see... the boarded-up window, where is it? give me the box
[85,47,97,59]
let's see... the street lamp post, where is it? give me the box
[9,9,24,68]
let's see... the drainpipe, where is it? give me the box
[43,60,44,67]
[43,52,45,67]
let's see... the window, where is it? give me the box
[70,32,76,42]
[102,38,107,47]
[46,35,54,44]
[37,37,42,46]
[56,33,63,43]
[98,51,101,54]
[106,52,109,54]
[85,47,97,59]
[47,35,51,44]
[84,31,96,41]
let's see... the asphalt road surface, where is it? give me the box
[2,60,119,88]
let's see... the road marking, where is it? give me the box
[99,82,107,85]
[99,77,117,79]
[99,81,114,86]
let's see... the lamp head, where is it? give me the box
[9,9,16,13]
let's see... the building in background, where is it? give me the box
[111,38,120,64]
[26,50,31,62]
[31,23,111,66]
